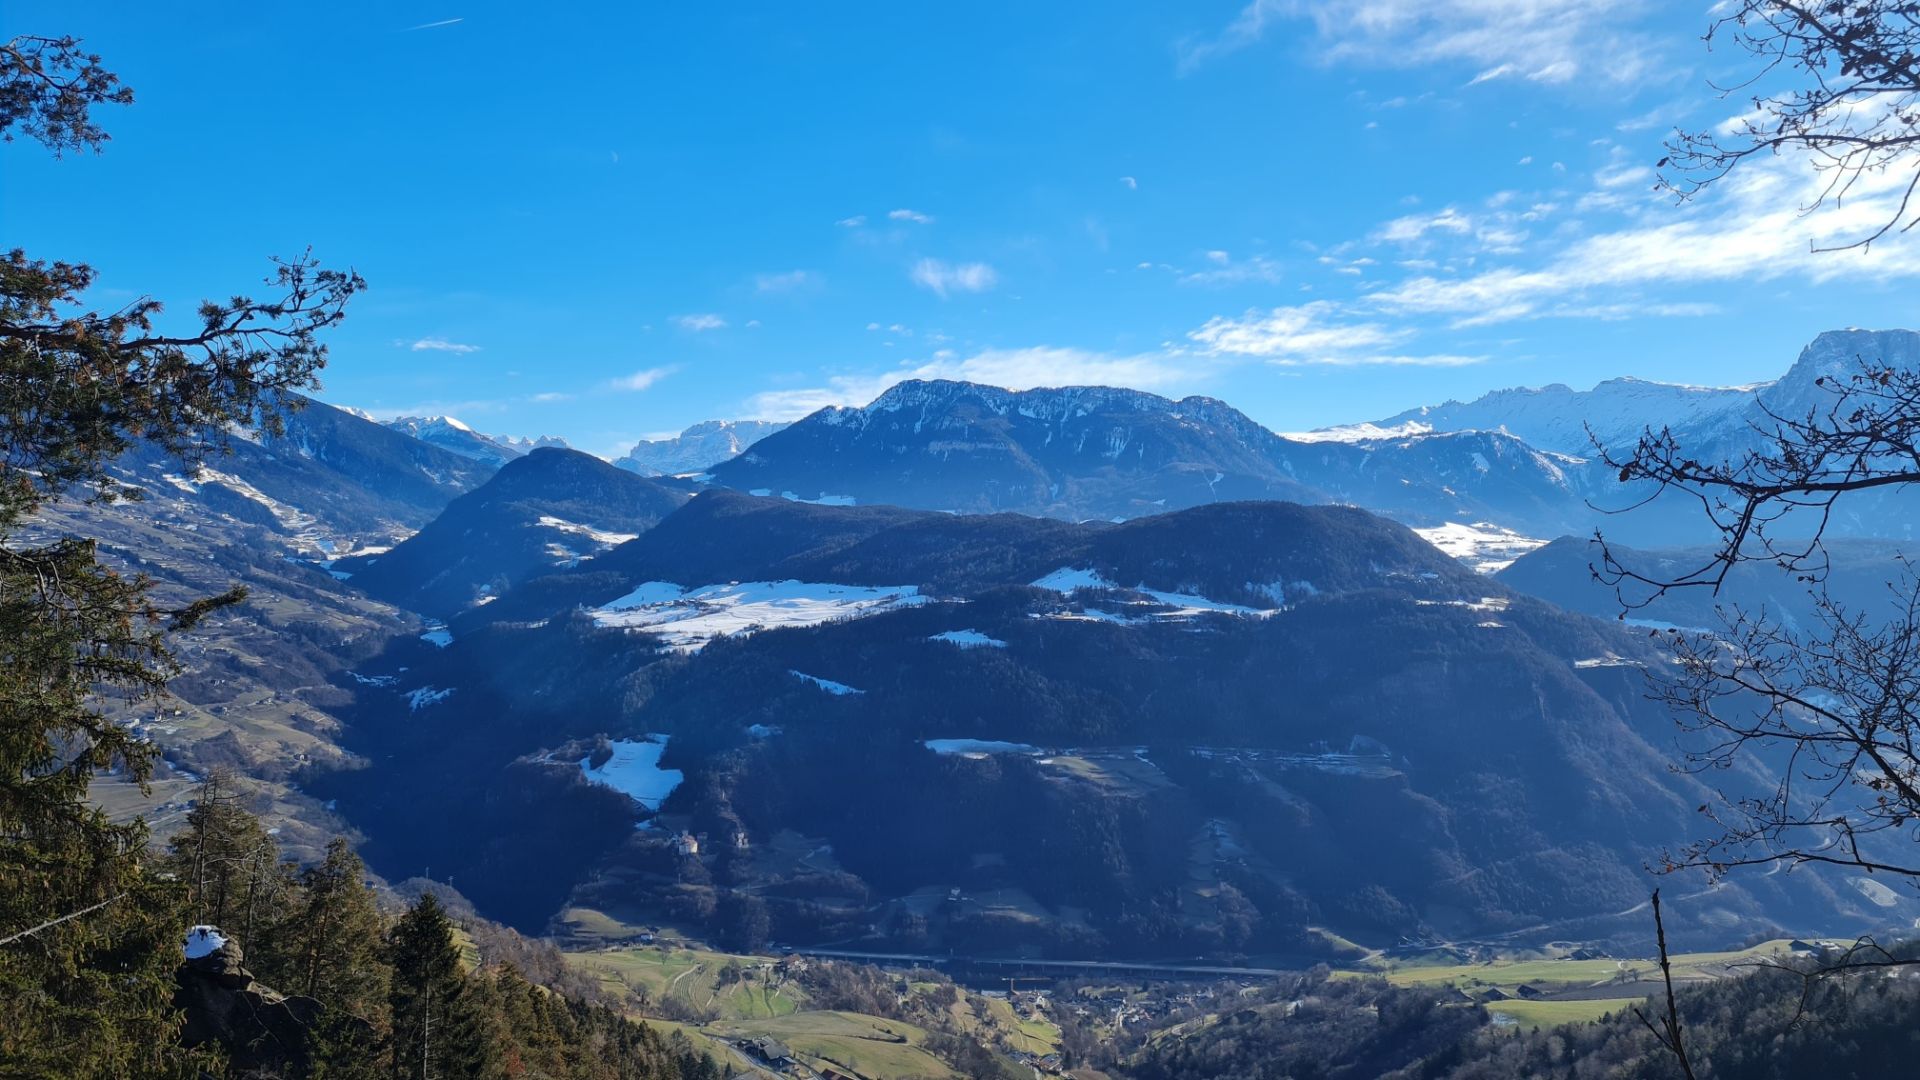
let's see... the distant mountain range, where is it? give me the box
[615,419,789,476]
[706,380,1598,540]
[75,328,1920,964]
[1329,328,1919,458]
[379,414,571,468]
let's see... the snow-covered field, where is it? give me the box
[924,738,1042,758]
[579,736,683,810]
[1411,521,1547,574]
[1030,567,1274,621]
[591,579,927,652]
[536,515,640,548]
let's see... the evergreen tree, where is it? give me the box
[166,769,287,936]
[0,32,357,1080]
[387,893,493,1080]
[294,839,392,1079]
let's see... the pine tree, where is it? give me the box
[0,33,359,1077]
[165,769,287,935]
[387,893,495,1080]
[293,839,392,1079]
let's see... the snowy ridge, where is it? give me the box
[1348,376,1759,456]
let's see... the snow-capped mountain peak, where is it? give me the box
[379,415,571,468]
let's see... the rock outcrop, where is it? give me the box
[174,926,324,1077]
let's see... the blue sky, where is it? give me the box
[7,1,1919,456]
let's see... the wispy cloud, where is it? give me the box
[1120,176,1139,190]
[407,337,481,354]
[607,366,677,392]
[1366,154,1920,327]
[1188,302,1481,366]
[910,258,998,298]
[529,391,573,404]
[672,313,728,332]
[754,269,820,294]
[1178,1,1661,86]
[404,17,463,31]
[835,215,866,228]
[889,208,935,224]
[744,346,1202,420]
[1179,250,1283,287]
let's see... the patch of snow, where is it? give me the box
[748,488,773,497]
[591,580,927,652]
[1574,655,1642,669]
[184,925,228,959]
[536,515,640,548]
[929,629,1007,649]
[790,670,864,695]
[746,723,783,739]
[780,491,857,506]
[924,738,1041,758]
[419,627,453,648]
[579,736,683,810]
[406,687,453,711]
[1412,521,1547,574]
[1029,567,1275,620]
[1031,567,1109,593]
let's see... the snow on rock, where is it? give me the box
[406,687,453,711]
[790,670,864,695]
[924,738,1042,758]
[1412,521,1547,574]
[928,629,1007,649]
[579,736,683,810]
[419,627,453,647]
[780,491,858,506]
[183,925,228,959]
[591,580,927,652]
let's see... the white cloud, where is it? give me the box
[1179,1,1660,87]
[754,269,819,293]
[607,366,677,392]
[889,208,935,224]
[407,337,481,354]
[530,391,573,403]
[836,215,867,228]
[1365,154,1920,326]
[1180,252,1283,286]
[910,258,998,298]
[743,346,1200,420]
[1375,207,1473,244]
[404,17,463,31]
[1188,302,1482,367]
[1120,176,1138,190]
[672,313,727,332]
